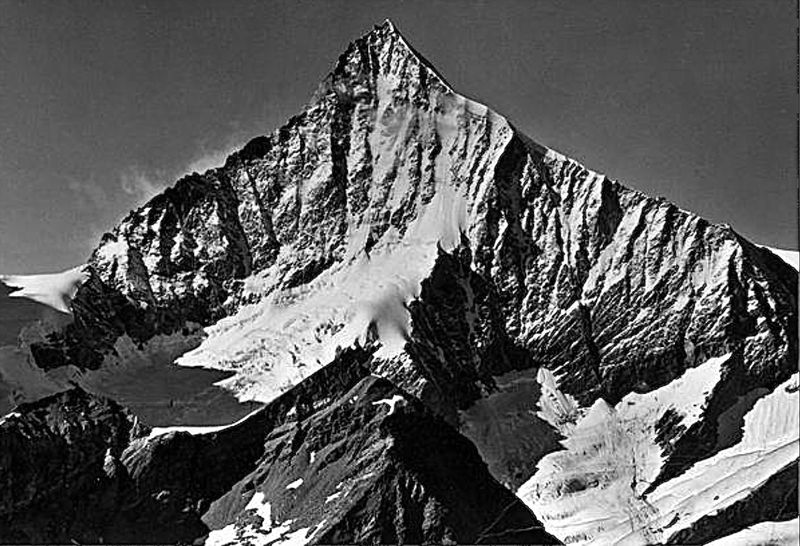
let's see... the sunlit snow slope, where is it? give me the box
[520,363,798,545]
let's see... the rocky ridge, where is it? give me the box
[0,347,559,545]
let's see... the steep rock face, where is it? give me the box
[201,368,558,545]
[2,19,797,545]
[28,177,251,371]
[33,21,793,408]
[0,389,135,543]
[114,347,373,544]
[22,20,796,414]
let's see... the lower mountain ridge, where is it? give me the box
[0,347,559,545]
[0,20,796,546]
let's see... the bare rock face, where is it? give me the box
[200,357,559,546]
[2,19,797,545]
[0,389,135,543]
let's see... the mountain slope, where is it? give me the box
[0,20,796,545]
[764,246,799,271]
[0,347,559,545]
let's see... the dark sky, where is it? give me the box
[0,0,796,273]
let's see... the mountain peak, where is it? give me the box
[378,17,399,33]
[329,18,455,95]
[2,19,796,546]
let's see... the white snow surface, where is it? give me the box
[705,519,800,546]
[169,58,515,406]
[175,182,484,404]
[519,354,728,545]
[0,411,21,424]
[764,246,799,271]
[205,491,311,546]
[245,492,273,522]
[372,394,404,416]
[536,367,582,429]
[521,366,799,545]
[324,492,341,504]
[285,478,304,490]
[1,266,88,314]
[643,372,799,542]
[147,406,263,440]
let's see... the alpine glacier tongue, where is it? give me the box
[0,20,796,545]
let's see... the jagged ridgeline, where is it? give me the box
[0,20,796,545]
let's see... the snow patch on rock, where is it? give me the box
[147,406,263,440]
[285,478,304,490]
[206,491,311,546]
[372,394,404,416]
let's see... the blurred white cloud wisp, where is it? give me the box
[120,168,164,203]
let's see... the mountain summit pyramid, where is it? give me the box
[0,20,797,545]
